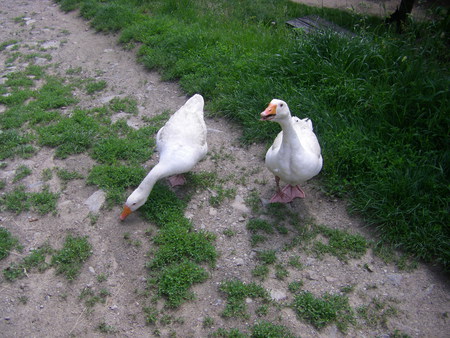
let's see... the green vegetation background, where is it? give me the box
[52,0,449,270]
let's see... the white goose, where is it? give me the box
[120,94,207,220]
[260,99,322,203]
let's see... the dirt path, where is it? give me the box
[0,1,448,337]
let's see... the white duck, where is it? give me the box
[120,94,207,220]
[260,99,323,203]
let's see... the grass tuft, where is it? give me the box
[51,235,92,280]
[0,227,22,260]
[292,291,355,332]
[219,279,269,319]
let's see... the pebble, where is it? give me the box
[234,258,244,266]
[306,271,319,280]
[84,190,106,213]
[231,195,250,213]
[270,289,287,301]
[386,273,403,286]
[365,263,375,272]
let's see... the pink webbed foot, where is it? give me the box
[168,174,186,187]
[269,185,305,203]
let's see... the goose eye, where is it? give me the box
[132,203,137,206]
[280,103,284,107]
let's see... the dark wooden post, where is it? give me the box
[385,0,416,32]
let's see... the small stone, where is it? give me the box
[386,273,403,286]
[231,195,250,213]
[209,208,217,216]
[270,289,287,301]
[424,284,435,295]
[365,264,375,272]
[325,276,336,283]
[84,190,106,213]
[41,40,59,49]
[88,266,95,274]
[234,258,244,266]
[306,271,319,280]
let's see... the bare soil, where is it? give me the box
[0,1,448,337]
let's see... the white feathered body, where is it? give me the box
[156,94,208,176]
[265,114,322,186]
[121,94,207,217]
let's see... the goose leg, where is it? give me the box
[269,176,305,203]
[168,174,186,187]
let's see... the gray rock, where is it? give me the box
[84,190,106,213]
[231,195,250,213]
[386,273,403,286]
[270,289,287,301]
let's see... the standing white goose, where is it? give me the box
[260,99,323,203]
[120,94,207,220]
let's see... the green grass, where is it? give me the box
[51,235,92,280]
[312,225,368,262]
[12,165,32,182]
[37,109,101,158]
[56,0,450,270]
[141,183,217,308]
[219,280,269,319]
[3,244,53,281]
[356,296,399,329]
[292,291,355,332]
[251,321,296,338]
[0,186,59,215]
[256,250,277,265]
[80,287,111,307]
[56,167,84,189]
[0,227,22,260]
[85,79,107,94]
[109,96,139,114]
[87,164,146,206]
[156,260,209,308]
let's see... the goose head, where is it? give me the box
[261,99,291,122]
[120,188,147,221]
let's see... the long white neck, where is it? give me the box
[137,163,168,197]
[278,115,303,152]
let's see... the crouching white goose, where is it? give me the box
[120,94,207,220]
[261,99,322,203]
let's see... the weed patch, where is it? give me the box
[292,291,354,332]
[219,280,269,319]
[51,235,92,280]
[87,164,146,206]
[3,244,53,281]
[156,260,209,308]
[312,225,368,262]
[0,227,22,260]
[0,186,59,215]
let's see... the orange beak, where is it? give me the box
[261,103,277,120]
[120,205,132,221]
